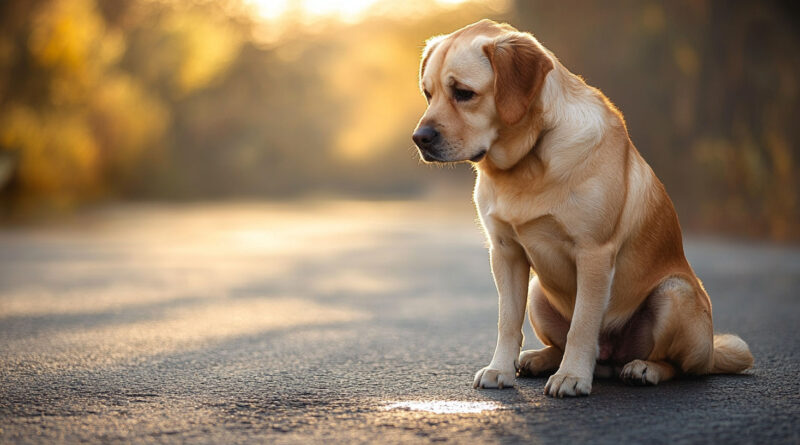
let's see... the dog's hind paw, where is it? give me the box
[518,347,562,377]
[620,359,660,385]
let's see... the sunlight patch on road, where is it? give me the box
[312,269,408,295]
[0,282,220,318]
[382,400,503,414]
[4,298,369,370]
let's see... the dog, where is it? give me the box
[412,19,753,397]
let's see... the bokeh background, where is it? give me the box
[0,0,798,240]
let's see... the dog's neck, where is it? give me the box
[482,112,546,172]
[479,60,616,180]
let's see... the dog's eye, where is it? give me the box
[423,90,432,102]
[453,88,475,102]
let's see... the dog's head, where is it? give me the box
[412,20,554,165]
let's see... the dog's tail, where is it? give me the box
[710,334,753,374]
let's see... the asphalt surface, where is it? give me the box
[0,200,798,444]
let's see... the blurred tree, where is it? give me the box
[0,0,169,211]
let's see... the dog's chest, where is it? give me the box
[513,216,577,298]
[477,176,579,298]
[486,186,553,228]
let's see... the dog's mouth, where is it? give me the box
[469,149,487,163]
[419,149,447,163]
[419,148,487,163]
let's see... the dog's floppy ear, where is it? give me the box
[420,35,446,81]
[483,32,553,126]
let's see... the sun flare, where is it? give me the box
[243,0,482,23]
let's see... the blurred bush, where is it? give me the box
[0,0,797,240]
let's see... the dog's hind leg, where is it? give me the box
[518,276,567,376]
[620,276,714,385]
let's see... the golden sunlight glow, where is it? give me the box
[304,0,381,22]
[4,297,369,370]
[243,0,481,24]
[243,0,288,21]
[383,401,504,414]
[239,0,512,161]
[329,34,422,160]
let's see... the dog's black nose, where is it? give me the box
[412,126,440,149]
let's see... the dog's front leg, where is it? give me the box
[544,247,615,397]
[473,243,530,389]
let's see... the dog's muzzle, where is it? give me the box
[412,126,444,161]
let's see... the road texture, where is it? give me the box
[1,200,798,444]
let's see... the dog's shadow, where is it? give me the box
[473,372,755,405]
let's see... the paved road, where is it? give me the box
[1,201,798,444]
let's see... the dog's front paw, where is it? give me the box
[473,366,516,389]
[544,371,592,397]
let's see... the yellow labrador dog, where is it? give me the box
[412,20,753,397]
